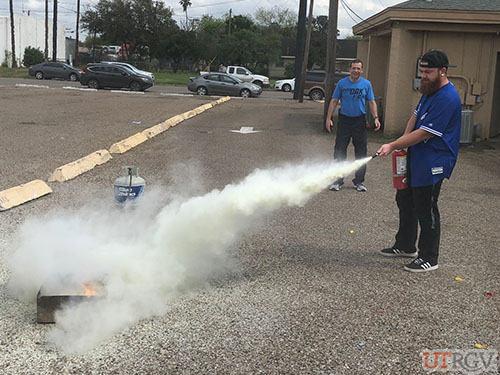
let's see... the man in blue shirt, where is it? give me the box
[377,50,462,272]
[325,59,381,192]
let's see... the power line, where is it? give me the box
[190,0,247,9]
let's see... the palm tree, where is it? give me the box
[9,0,17,67]
[179,0,192,29]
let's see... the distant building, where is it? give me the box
[0,14,66,67]
[354,0,500,139]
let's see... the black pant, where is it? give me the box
[333,114,367,185]
[393,180,443,263]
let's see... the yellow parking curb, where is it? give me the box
[48,149,112,182]
[0,180,52,211]
[109,132,149,154]
[141,97,230,140]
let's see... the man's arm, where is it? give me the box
[403,113,417,135]
[368,100,381,131]
[325,98,339,133]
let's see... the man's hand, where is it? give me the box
[374,118,381,131]
[325,119,333,133]
[377,143,395,156]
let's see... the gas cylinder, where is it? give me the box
[114,166,145,203]
[392,149,408,190]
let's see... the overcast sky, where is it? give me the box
[0,0,404,39]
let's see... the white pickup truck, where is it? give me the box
[200,65,270,88]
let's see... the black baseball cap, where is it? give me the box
[420,50,449,69]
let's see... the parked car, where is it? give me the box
[79,63,154,91]
[188,73,262,98]
[274,78,295,92]
[304,71,350,101]
[275,71,349,99]
[200,66,270,88]
[101,61,155,81]
[28,62,80,81]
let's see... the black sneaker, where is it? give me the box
[380,247,417,258]
[404,258,438,273]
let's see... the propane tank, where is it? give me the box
[392,149,408,190]
[114,166,145,204]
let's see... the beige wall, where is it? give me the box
[361,24,500,139]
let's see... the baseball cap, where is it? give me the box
[420,50,449,69]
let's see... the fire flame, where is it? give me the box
[83,284,97,298]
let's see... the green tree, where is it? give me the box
[179,0,192,29]
[81,0,177,60]
[23,46,44,66]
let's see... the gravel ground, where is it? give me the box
[0,84,499,374]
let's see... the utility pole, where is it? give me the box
[9,0,16,68]
[74,0,80,66]
[52,0,58,61]
[323,0,339,130]
[228,8,232,35]
[293,0,307,100]
[44,0,48,60]
[298,0,314,103]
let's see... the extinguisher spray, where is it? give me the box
[392,149,408,189]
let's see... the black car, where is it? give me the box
[28,62,80,81]
[79,63,154,91]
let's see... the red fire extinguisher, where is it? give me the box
[392,149,408,189]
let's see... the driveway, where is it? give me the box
[0,85,498,374]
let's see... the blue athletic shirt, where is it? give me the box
[332,77,375,117]
[410,82,462,187]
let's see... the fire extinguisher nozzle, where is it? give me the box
[371,152,380,159]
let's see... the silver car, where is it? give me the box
[188,73,262,98]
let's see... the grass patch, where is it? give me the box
[0,66,30,78]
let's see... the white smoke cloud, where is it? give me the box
[7,158,371,353]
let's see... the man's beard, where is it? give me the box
[420,77,441,95]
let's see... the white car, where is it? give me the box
[274,78,295,92]
[101,61,155,81]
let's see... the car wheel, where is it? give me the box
[35,71,44,80]
[309,89,324,101]
[197,86,207,96]
[240,89,251,98]
[282,84,291,92]
[69,73,78,82]
[130,81,141,91]
[253,81,263,88]
[88,79,99,89]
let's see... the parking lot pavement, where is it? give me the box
[0,77,293,99]
[0,88,499,374]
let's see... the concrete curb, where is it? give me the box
[48,149,113,182]
[139,97,229,140]
[109,132,149,154]
[0,180,52,211]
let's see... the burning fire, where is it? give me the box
[82,284,97,298]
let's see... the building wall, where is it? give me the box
[0,15,66,67]
[363,24,500,139]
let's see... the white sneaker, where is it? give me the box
[356,183,367,192]
[329,183,342,191]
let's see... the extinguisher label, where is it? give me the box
[396,155,407,175]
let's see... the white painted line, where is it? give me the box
[160,92,197,97]
[63,86,97,92]
[110,90,145,95]
[230,127,261,134]
[16,83,50,89]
